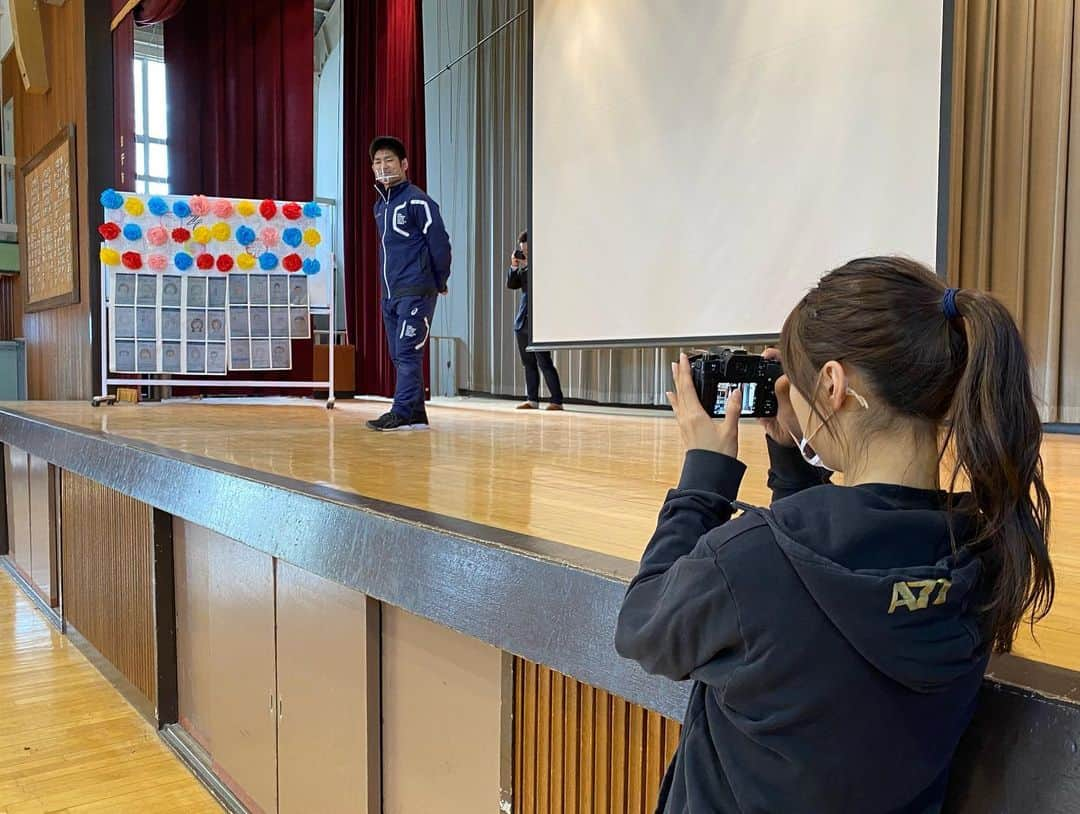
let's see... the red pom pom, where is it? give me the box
[98,222,121,241]
[259,199,278,220]
[196,253,215,270]
[282,202,302,220]
[172,227,191,243]
[121,251,143,270]
[216,254,234,273]
[282,253,303,273]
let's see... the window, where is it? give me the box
[134,25,168,194]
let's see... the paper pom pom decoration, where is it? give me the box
[100,247,121,266]
[303,201,322,219]
[196,253,215,270]
[172,200,192,219]
[123,223,143,241]
[174,252,194,271]
[258,252,278,270]
[236,252,257,270]
[259,199,277,220]
[302,258,321,276]
[190,195,211,217]
[282,227,302,248]
[147,196,169,216]
[210,221,232,241]
[235,225,256,246]
[148,254,169,271]
[282,253,302,272]
[212,199,235,218]
[236,200,256,217]
[216,255,235,272]
[282,202,302,220]
[192,225,212,244]
[124,197,145,217]
[303,228,322,247]
[100,189,124,209]
[260,227,280,248]
[172,227,191,243]
[122,251,143,270]
[146,226,169,246]
[98,222,121,241]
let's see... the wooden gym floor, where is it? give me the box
[3,397,1079,675]
[0,568,219,813]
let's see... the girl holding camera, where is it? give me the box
[615,256,1053,813]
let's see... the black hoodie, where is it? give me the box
[615,439,990,813]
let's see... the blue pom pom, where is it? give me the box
[302,258,321,276]
[259,252,278,270]
[122,223,143,241]
[174,252,194,271]
[282,227,302,248]
[236,225,256,246]
[302,201,322,219]
[147,196,169,216]
[172,200,192,219]
[100,188,124,209]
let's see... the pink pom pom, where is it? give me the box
[189,195,211,217]
[260,227,280,248]
[212,198,234,218]
[148,254,169,272]
[146,226,169,246]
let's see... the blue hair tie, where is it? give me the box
[942,288,960,320]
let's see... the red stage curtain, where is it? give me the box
[134,0,187,25]
[111,0,135,190]
[164,0,315,387]
[344,0,428,398]
[164,0,313,202]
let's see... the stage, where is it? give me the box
[3,396,1080,812]
[1,396,1078,677]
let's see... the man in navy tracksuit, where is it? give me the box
[366,136,452,432]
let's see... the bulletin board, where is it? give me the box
[21,124,79,313]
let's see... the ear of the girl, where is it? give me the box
[822,360,848,411]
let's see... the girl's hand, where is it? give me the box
[667,353,741,459]
[758,348,800,447]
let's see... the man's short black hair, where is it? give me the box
[518,230,528,244]
[370,136,407,161]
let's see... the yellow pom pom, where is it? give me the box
[236,252,257,270]
[236,200,256,217]
[192,225,212,244]
[123,197,145,217]
[303,228,322,247]
[100,247,120,266]
[211,222,231,242]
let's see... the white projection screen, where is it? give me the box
[530,0,949,346]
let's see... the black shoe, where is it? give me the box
[408,406,430,429]
[367,411,413,432]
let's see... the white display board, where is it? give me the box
[531,0,947,345]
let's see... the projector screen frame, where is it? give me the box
[525,0,956,352]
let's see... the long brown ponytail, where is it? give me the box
[779,257,1053,652]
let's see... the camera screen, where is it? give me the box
[713,382,756,417]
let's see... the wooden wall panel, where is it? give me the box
[3,0,94,399]
[0,275,23,341]
[60,469,156,704]
[513,658,681,814]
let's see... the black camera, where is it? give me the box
[689,349,782,418]
[513,249,527,261]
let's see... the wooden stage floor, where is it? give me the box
[6,398,1080,675]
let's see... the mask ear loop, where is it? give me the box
[846,387,869,410]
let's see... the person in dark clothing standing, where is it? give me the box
[616,257,1054,813]
[366,136,452,432]
[506,231,564,410]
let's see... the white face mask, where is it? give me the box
[789,386,869,472]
